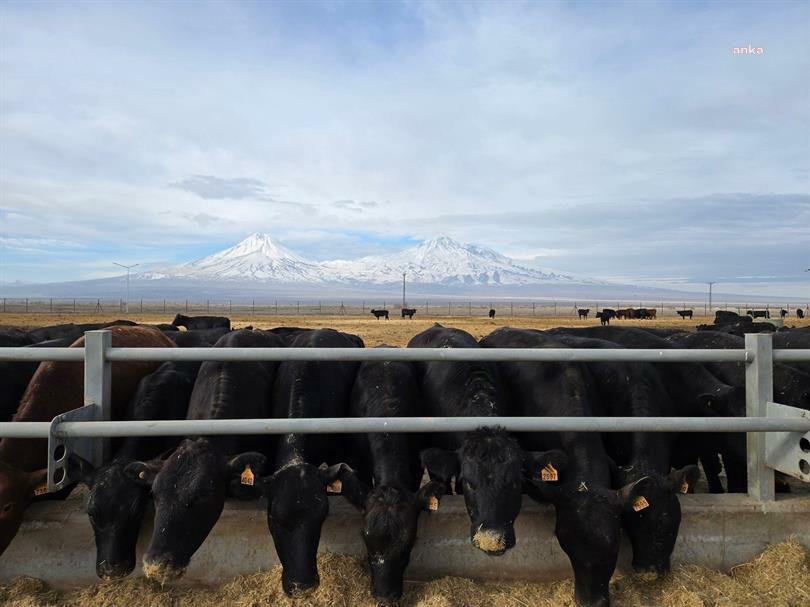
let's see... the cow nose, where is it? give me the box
[282,575,320,597]
[633,558,670,576]
[471,524,514,555]
[96,560,134,580]
[142,557,186,584]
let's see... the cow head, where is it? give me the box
[68,454,157,579]
[258,461,350,596]
[0,462,47,556]
[422,428,563,556]
[338,469,444,603]
[615,465,701,574]
[525,472,622,607]
[170,314,188,327]
[125,438,266,584]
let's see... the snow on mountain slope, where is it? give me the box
[324,236,582,285]
[142,233,327,282]
[139,233,602,286]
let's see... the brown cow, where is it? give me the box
[0,325,175,555]
[646,308,657,319]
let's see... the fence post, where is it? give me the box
[84,330,112,465]
[510,301,514,317]
[745,333,774,501]
[25,298,28,313]
[73,298,76,314]
[50,298,53,313]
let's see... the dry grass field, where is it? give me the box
[1,540,808,607]
[4,312,808,347]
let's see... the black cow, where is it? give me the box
[256,328,363,596]
[595,312,611,326]
[125,330,283,584]
[171,314,231,330]
[714,311,745,325]
[482,328,698,605]
[780,309,788,319]
[370,309,389,320]
[488,308,496,319]
[578,308,589,319]
[548,326,746,492]
[677,310,693,319]
[0,329,35,347]
[407,325,555,556]
[401,308,417,319]
[747,309,770,319]
[338,348,443,602]
[68,360,201,579]
[165,327,231,347]
[263,327,315,344]
[798,309,805,319]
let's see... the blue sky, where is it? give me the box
[1,0,808,296]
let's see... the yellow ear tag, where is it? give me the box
[540,463,558,482]
[428,496,439,511]
[240,464,255,486]
[33,484,48,496]
[633,496,650,512]
[680,481,689,494]
[327,479,342,493]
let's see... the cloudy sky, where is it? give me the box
[1,1,808,296]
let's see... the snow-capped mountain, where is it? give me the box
[141,233,326,282]
[140,232,598,286]
[324,236,584,285]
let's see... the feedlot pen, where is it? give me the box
[0,330,809,605]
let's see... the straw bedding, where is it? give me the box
[1,539,807,606]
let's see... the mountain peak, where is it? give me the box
[214,232,308,263]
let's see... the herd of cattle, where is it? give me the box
[0,314,809,607]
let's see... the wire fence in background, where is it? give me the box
[0,297,808,319]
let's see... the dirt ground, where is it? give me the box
[4,313,807,347]
[1,540,808,607]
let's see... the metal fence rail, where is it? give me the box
[0,332,808,501]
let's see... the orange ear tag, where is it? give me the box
[428,496,439,511]
[240,464,255,487]
[680,481,689,494]
[540,463,558,482]
[33,484,48,496]
[327,479,342,493]
[633,496,650,512]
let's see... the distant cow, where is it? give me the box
[645,308,657,320]
[171,314,231,330]
[488,309,496,319]
[577,308,589,319]
[799,309,806,319]
[401,308,416,319]
[596,311,611,326]
[747,310,770,319]
[677,310,693,319]
[780,309,788,319]
[370,309,389,320]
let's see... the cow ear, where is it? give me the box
[67,454,97,488]
[227,452,267,500]
[417,480,444,513]
[668,465,700,495]
[420,448,459,485]
[124,459,164,487]
[521,449,567,482]
[618,476,656,513]
[26,468,49,499]
[331,467,369,511]
[318,463,354,495]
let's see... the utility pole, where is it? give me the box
[707,281,716,315]
[402,272,407,308]
[113,262,139,314]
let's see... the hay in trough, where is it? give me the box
[1,540,808,607]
